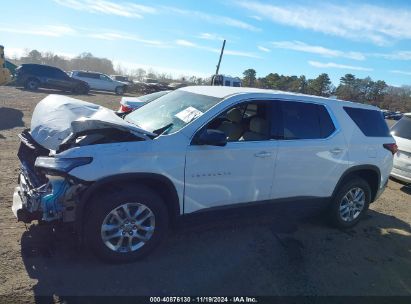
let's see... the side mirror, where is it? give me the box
[196,129,227,146]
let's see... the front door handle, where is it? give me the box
[330,148,343,154]
[255,151,271,158]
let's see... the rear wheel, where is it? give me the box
[115,86,125,95]
[85,185,168,263]
[25,78,39,91]
[329,177,371,228]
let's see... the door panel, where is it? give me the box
[184,141,277,213]
[271,101,348,199]
[98,74,115,91]
[184,100,279,214]
[272,135,348,199]
[79,74,98,89]
[92,76,106,90]
[46,69,72,90]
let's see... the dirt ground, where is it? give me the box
[0,86,410,300]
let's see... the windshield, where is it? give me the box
[391,116,411,140]
[125,90,222,135]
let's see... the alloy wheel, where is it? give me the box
[101,202,155,253]
[339,187,366,222]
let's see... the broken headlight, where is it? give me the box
[35,157,92,174]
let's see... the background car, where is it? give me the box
[70,70,128,95]
[390,113,411,183]
[118,90,171,113]
[110,75,133,84]
[384,111,403,120]
[15,64,89,94]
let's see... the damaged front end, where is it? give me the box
[12,130,89,223]
[12,94,155,224]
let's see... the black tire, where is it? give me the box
[73,84,89,95]
[85,184,168,263]
[24,78,39,91]
[115,86,125,95]
[329,177,371,229]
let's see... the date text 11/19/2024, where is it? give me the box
[149,297,258,303]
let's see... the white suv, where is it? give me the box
[390,113,411,183]
[12,86,395,262]
[70,71,128,95]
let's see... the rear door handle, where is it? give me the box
[330,148,343,154]
[255,151,271,158]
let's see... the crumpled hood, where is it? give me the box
[30,94,153,151]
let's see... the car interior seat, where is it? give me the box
[240,117,269,141]
[218,108,244,141]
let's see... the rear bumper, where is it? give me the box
[392,153,411,183]
[391,169,411,183]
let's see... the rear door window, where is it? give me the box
[78,72,99,79]
[391,116,411,140]
[31,65,47,76]
[280,101,334,140]
[50,68,68,79]
[344,107,390,137]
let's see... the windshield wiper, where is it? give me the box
[152,123,174,136]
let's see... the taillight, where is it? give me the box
[120,104,132,113]
[383,143,398,155]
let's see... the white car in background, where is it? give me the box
[70,71,128,95]
[118,90,171,113]
[391,113,411,183]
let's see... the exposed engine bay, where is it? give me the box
[14,129,88,223]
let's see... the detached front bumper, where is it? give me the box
[12,185,42,223]
[11,187,22,218]
[12,172,43,223]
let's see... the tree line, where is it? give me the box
[9,49,410,111]
[10,49,210,84]
[12,50,116,75]
[242,68,411,112]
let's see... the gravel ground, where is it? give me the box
[0,86,410,300]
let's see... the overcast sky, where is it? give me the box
[2,0,411,85]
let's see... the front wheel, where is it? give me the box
[85,185,169,263]
[115,86,125,95]
[25,78,39,91]
[329,177,371,228]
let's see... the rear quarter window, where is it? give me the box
[344,107,390,137]
[391,116,411,140]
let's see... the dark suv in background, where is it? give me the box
[15,64,89,94]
